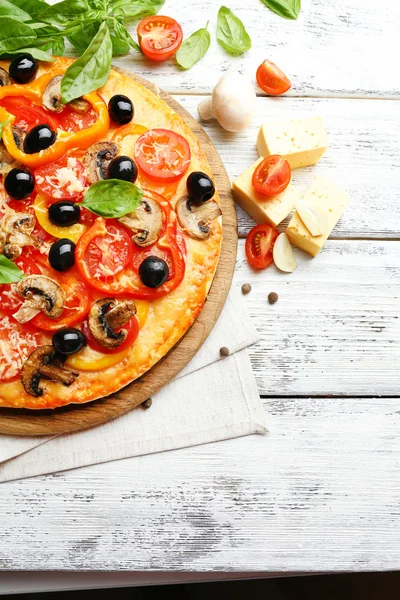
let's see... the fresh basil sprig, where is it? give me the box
[0,17,37,54]
[217,6,251,56]
[111,0,165,21]
[0,0,31,21]
[39,0,90,24]
[176,23,210,70]
[61,20,112,103]
[261,0,301,20]
[0,255,25,284]
[2,46,54,61]
[81,179,143,218]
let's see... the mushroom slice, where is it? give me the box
[84,141,118,185]
[42,74,63,113]
[21,345,78,397]
[69,97,90,114]
[0,231,6,253]
[88,298,137,350]
[0,142,21,175]
[13,275,65,324]
[0,67,10,87]
[12,126,26,150]
[119,198,163,247]
[176,196,222,240]
[0,211,42,260]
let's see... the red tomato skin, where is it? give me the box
[252,155,291,197]
[256,59,292,96]
[137,16,183,61]
[245,224,278,269]
[35,157,86,201]
[0,96,60,130]
[32,276,91,331]
[0,256,41,314]
[135,129,191,183]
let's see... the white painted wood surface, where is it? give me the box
[1,0,400,582]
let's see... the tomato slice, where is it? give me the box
[0,314,41,382]
[35,156,86,201]
[0,255,41,314]
[82,315,139,354]
[245,224,279,269]
[135,129,191,183]
[256,59,292,96]
[252,155,291,196]
[56,104,98,133]
[137,16,183,61]
[32,273,91,331]
[0,96,60,131]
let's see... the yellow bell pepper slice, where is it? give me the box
[34,193,87,244]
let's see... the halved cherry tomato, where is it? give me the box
[56,105,98,133]
[245,224,279,269]
[32,274,90,331]
[33,193,87,244]
[0,255,41,314]
[0,96,60,131]
[82,315,139,354]
[76,191,185,299]
[252,155,291,196]
[137,16,183,62]
[135,129,191,183]
[0,315,41,382]
[35,156,86,201]
[256,59,292,96]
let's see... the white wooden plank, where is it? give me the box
[104,0,400,97]
[173,95,400,238]
[234,239,400,396]
[0,396,399,572]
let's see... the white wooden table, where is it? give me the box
[1,0,400,587]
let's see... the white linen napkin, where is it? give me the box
[0,286,265,482]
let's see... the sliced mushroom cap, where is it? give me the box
[13,275,65,324]
[42,75,63,113]
[119,198,163,247]
[12,126,26,150]
[0,141,21,175]
[0,211,42,261]
[0,67,10,87]
[1,211,35,235]
[84,141,118,185]
[176,196,222,240]
[20,345,78,397]
[88,298,137,349]
[69,97,91,114]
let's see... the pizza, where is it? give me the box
[0,56,222,410]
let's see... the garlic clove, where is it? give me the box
[296,201,327,237]
[273,233,298,273]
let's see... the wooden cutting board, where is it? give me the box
[0,69,238,437]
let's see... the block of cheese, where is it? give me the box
[286,176,350,257]
[232,158,300,227]
[257,116,328,169]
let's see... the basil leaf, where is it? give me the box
[110,32,129,56]
[81,180,143,218]
[176,24,210,70]
[40,0,89,23]
[6,0,47,18]
[216,6,251,56]
[0,18,36,53]
[52,37,65,55]
[113,19,140,52]
[2,46,54,61]
[0,117,11,139]
[67,21,99,53]
[0,0,31,21]
[61,21,112,103]
[0,255,24,284]
[260,0,301,20]
[111,0,164,20]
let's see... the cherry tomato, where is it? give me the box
[32,273,91,331]
[256,59,292,96]
[82,314,140,354]
[35,156,86,201]
[0,255,41,314]
[252,155,291,196]
[245,224,279,269]
[0,314,41,382]
[0,96,60,131]
[135,129,191,183]
[137,16,183,62]
[56,105,98,133]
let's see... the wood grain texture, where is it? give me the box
[235,239,400,396]
[0,71,238,437]
[99,0,400,97]
[173,95,400,238]
[1,396,399,572]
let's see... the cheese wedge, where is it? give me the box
[286,176,350,257]
[257,116,328,169]
[232,158,300,227]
